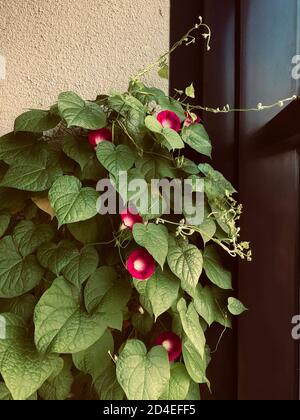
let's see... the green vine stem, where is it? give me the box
[132,16,211,83]
[132,16,298,114]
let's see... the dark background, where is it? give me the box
[170,0,300,400]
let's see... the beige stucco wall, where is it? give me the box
[0,0,170,135]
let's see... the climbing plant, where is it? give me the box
[0,17,295,401]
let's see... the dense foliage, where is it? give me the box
[0,77,250,400]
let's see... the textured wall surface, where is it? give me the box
[0,0,170,134]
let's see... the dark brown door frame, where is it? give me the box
[170,0,300,400]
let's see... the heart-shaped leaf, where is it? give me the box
[116,339,170,400]
[133,223,169,269]
[13,221,55,257]
[37,240,78,276]
[84,266,131,314]
[0,236,44,298]
[134,269,179,321]
[49,176,99,227]
[58,92,106,130]
[62,135,94,171]
[14,110,60,133]
[182,125,212,157]
[0,314,58,400]
[167,238,203,295]
[228,297,247,316]
[0,149,62,192]
[34,277,109,354]
[61,245,99,288]
[96,142,135,177]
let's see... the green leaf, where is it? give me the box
[0,383,13,400]
[138,269,179,320]
[49,176,99,227]
[13,221,55,257]
[135,155,178,181]
[198,218,216,245]
[185,83,195,99]
[14,109,60,133]
[177,298,206,359]
[167,239,203,295]
[160,363,191,400]
[0,212,10,238]
[0,149,62,192]
[0,132,42,165]
[37,240,78,276]
[133,223,169,269]
[58,92,107,130]
[132,311,153,335]
[73,330,113,380]
[0,383,37,400]
[62,135,94,171]
[203,246,232,290]
[145,115,163,134]
[131,84,167,105]
[185,380,201,400]
[108,94,146,115]
[198,163,236,199]
[182,125,212,157]
[39,357,73,401]
[84,266,132,314]
[96,142,135,177]
[0,314,58,400]
[68,217,100,244]
[133,280,153,317]
[34,277,109,353]
[182,158,200,175]
[116,339,170,400]
[0,236,44,298]
[61,245,99,288]
[81,155,107,181]
[94,362,124,400]
[157,96,185,121]
[0,294,36,322]
[162,127,185,151]
[158,64,169,80]
[182,339,211,385]
[192,284,228,327]
[228,297,248,316]
[135,269,179,321]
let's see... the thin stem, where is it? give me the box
[89,238,117,247]
[211,326,227,354]
[132,16,211,82]
[143,151,174,162]
[117,120,143,155]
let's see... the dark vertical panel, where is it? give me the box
[201,0,238,401]
[238,0,300,400]
[171,0,300,400]
[171,0,238,400]
[170,0,203,102]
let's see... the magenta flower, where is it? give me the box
[184,112,201,127]
[157,110,181,132]
[155,332,182,362]
[126,249,156,281]
[88,128,112,148]
[121,207,143,230]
